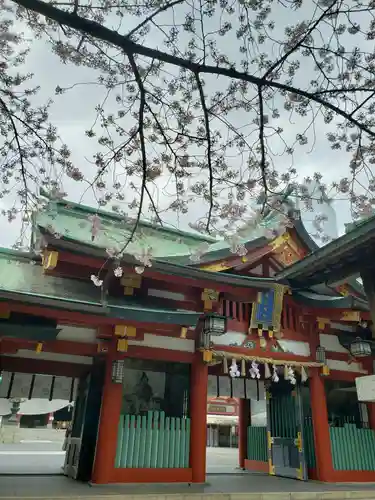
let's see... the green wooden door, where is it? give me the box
[266,381,307,480]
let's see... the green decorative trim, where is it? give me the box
[303,418,316,469]
[0,324,60,341]
[116,412,190,468]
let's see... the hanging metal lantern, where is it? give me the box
[316,345,326,364]
[350,337,372,358]
[202,312,227,336]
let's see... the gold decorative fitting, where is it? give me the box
[268,458,275,475]
[340,311,360,322]
[294,432,303,452]
[180,327,188,339]
[322,364,330,376]
[203,300,213,311]
[200,261,231,272]
[267,431,274,450]
[269,233,289,251]
[296,464,304,480]
[201,288,219,302]
[114,325,136,337]
[120,275,142,288]
[117,338,128,352]
[317,317,330,330]
[123,286,134,296]
[241,256,248,263]
[42,251,58,271]
[35,342,43,353]
[202,350,213,363]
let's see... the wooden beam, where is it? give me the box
[0,338,97,357]
[2,301,195,331]
[0,356,90,378]
[52,250,265,298]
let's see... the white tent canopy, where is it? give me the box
[0,398,72,416]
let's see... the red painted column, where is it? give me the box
[310,368,334,482]
[190,352,208,483]
[367,403,375,430]
[238,398,250,469]
[91,351,123,484]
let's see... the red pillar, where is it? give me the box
[310,368,334,482]
[238,398,250,469]
[91,352,123,484]
[190,352,208,483]
[367,403,375,430]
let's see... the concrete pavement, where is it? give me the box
[0,442,240,475]
[1,441,375,499]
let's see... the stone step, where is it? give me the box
[1,491,375,500]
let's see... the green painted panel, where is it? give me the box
[115,412,190,469]
[184,419,190,468]
[330,424,375,471]
[175,418,181,468]
[119,414,130,468]
[115,415,124,468]
[169,417,176,468]
[302,418,316,469]
[269,394,296,438]
[247,426,267,462]
[150,411,159,468]
[133,415,142,467]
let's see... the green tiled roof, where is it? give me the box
[0,251,201,326]
[33,197,216,260]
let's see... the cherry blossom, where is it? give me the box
[113,266,123,277]
[88,215,102,242]
[90,274,103,287]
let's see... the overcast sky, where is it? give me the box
[1,0,371,249]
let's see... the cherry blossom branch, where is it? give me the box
[0,97,29,208]
[11,0,375,139]
[263,0,339,80]
[195,72,214,232]
[126,0,185,39]
[257,86,268,213]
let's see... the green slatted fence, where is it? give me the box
[330,424,375,471]
[303,417,316,469]
[115,411,190,468]
[247,426,267,462]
